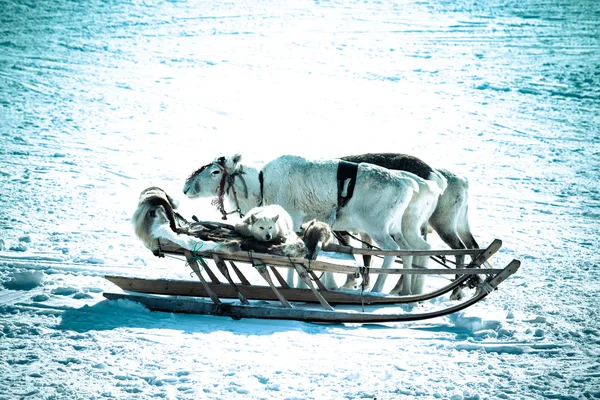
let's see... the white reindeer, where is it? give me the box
[183,154,443,295]
[341,153,479,299]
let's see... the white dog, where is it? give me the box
[235,204,295,242]
[132,186,239,256]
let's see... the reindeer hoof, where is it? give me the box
[450,288,464,301]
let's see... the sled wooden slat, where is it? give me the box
[308,270,328,291]
[487,258,521,290]
[229,259,504,277]
[254,264,292,308]
[293,263,334,311]
[106,273,466,305]
[168,238,500,278]
[202,263,221,284]
[469,239,502,267]
[186,252,220,284]
[212,254,249,305]
[99,290,476,322]
[183,250,221,305]
[229,261,251,285]
[269,266,290,289]
[161,239,492,262]
[199,253,492,276]
[320,243,488,257]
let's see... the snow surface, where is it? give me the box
[1,0,599,399]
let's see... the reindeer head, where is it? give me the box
[183,154,242,199]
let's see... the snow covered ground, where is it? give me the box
[1,0,599,398]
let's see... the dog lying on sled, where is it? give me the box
[132,187,332,258]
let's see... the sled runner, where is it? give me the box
[104,238,520,323]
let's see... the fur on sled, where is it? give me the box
[132,186,240,256]
[188,218,334,258]
[133,187,333,258]
[187,220,308,257]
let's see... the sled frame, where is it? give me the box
[104,239,520,323]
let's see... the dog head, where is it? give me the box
[248,214,280,242]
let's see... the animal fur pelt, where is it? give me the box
[299,219,334,256]
[188,220,308,258]
[188,219,335,258]
[132,187,240,256]
[133,187,338,259]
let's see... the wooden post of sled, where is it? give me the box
[254,262,292,308]
[308,270,328,291]
[307,240,329,291]
[201,261,221,284]
[268,266,290,289]
[229,261,251,285]
[212,254,250,305]
[183,250,221,305]
[293,264,334,311]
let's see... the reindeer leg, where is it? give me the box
[388,232,413,296]
[369,233,400,293]
[398,226,431,295]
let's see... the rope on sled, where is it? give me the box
[247,251,267,269]
[337,231,456,268]
[286,255,311,271]
[430,255,454,268]
[186,241,206,278]
[480,281,494,295]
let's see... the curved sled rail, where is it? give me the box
[103,259,520,323]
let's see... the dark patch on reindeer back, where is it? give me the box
[341,153,434,180]
[337,160,359,209]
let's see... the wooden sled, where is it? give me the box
[104,239,520,323]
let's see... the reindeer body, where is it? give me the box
[341,153,480,299]
[341,153,478,260]
[263,155,445,294]
[183,154,443,295]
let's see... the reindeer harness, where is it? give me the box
[189,157,249,220]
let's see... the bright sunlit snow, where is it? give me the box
[1,0,599,399]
